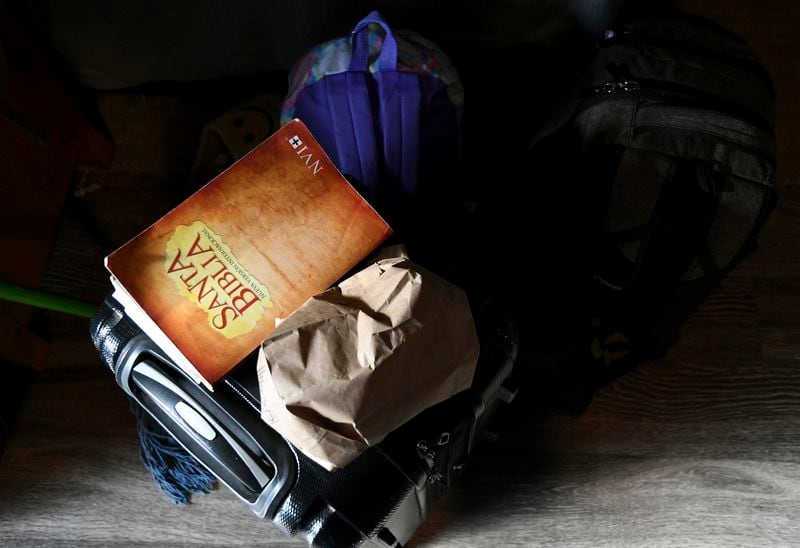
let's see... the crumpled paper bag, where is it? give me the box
[257,252,479,470]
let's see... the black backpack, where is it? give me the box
[526,11,777,411]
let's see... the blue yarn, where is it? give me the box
[130,400,217,504]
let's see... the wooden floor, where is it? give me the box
[2,5,800,546]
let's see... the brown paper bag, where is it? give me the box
[257,253,479,470]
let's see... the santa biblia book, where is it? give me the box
[106,119,392,388]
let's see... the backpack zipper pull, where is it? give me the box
[594,80,641,95]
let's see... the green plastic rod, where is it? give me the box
[0,281,97,318]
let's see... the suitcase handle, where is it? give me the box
[92,295,299,519]
[131,360,272,490]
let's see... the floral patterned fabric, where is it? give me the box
[281,26,463,125]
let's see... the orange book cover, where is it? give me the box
[106,120,392,386]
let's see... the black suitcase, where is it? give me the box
[90,294,518,547]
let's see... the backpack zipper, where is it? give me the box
[599,29,775,97]
[632,124,775,175]
[588,78,774,135]
[593,80,641,94]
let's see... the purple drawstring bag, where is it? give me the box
[281,11,463,218]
